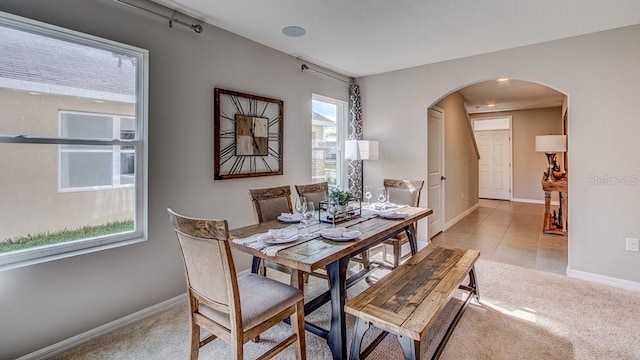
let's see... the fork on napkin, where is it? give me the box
[377,210,409,219]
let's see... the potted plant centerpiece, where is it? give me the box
[322,188,361,224]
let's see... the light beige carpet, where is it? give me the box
[53,259,640,359]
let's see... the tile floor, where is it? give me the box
[430,199,568,275]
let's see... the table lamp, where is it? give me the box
[345,140,379,198]
[535,135,567,182]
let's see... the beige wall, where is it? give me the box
[471,107,563,201]
[436,92,480,223]
[0,90,135,239]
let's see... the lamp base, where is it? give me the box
[544,152,557,182]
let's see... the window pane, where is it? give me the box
[60,147,113,188]
[120,117,136,140]
[0,144,134,253]
[61,113,113,139]
[120,150,135,185]
[312,97,340,186]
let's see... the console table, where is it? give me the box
[541,177,568,236]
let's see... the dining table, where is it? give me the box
[230,206,433,360]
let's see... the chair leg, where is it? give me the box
[393,240,401,268]
[291,301,307,360]
[231,336,244,360]
[190,322,200,360]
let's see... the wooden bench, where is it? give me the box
[345,244,480,360]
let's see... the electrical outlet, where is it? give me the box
[461,193,465,200]
[626,238,639,252]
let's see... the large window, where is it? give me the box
[0,11,148,269]
[311,94,347,188]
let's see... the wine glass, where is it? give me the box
[327,200,338,227]
[376,188,386,206]
[302,201,315,236]
[294,196,306,228]
[364,186,373,207]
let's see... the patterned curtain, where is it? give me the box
[348,84,363,197]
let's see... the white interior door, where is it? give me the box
[428,107,445,238]
[476,130,511,200]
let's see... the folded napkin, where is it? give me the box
[378,210,409,219]
[279,213,302,221]
[233,228,301,256]
[320,227,361,239]
[256,228,298,242]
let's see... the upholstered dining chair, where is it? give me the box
[294,182,329,206]
[249,185,293,223]
[372,179,425,269]
[167,208,306,360]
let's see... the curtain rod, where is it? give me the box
[112,0,203,33]
[301,64,353,85]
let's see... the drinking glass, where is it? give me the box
[294,196,306,228]
[327,200,338,227]
[302,201,315,236]
[294,196,306,216]
[376,187,386,205]
[363,186,373,207]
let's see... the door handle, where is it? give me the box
[441,176,447,181]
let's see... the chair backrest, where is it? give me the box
[167,208,238,316]
[249,185,293,223]
[384,179,424,207]
[295,182,328,207]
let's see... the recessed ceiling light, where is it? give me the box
[497,77,509,82]
[94,100,105,103]
[487,104,496,107]
[27,91,40,95]
[282,26,306,37]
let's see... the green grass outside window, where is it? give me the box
[0,220,134,253]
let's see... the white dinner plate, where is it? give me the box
[320,229,362,242]
[277,214,301,223]
[262,235,300,245]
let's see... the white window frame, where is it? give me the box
[0,11,149,271]
[58,111,136,192]
[312,94,348,189]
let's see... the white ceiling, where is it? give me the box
[148,0,639,112]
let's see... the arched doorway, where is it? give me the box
[428,79,568,275]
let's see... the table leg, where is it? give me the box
[544,190,551,231]
[325,257,349,360]
[251,256,261,274]
[405,223,418,256]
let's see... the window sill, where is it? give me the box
[0,234,146,272]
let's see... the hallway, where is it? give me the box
[431,199,568,275]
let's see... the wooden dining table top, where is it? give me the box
[229,206,433,274]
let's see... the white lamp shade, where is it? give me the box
[345,140,379,160]
[535,135,567,153]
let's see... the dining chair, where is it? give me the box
[365,179,424,269]
[249,185,293,223]
[167,208,306,360]
[377,179,425,268]
[294,182,329,206]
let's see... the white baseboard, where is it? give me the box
[567,267,640,292]
[444,203,480,231]
[18,293,187,360]
[511,198,559,206]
